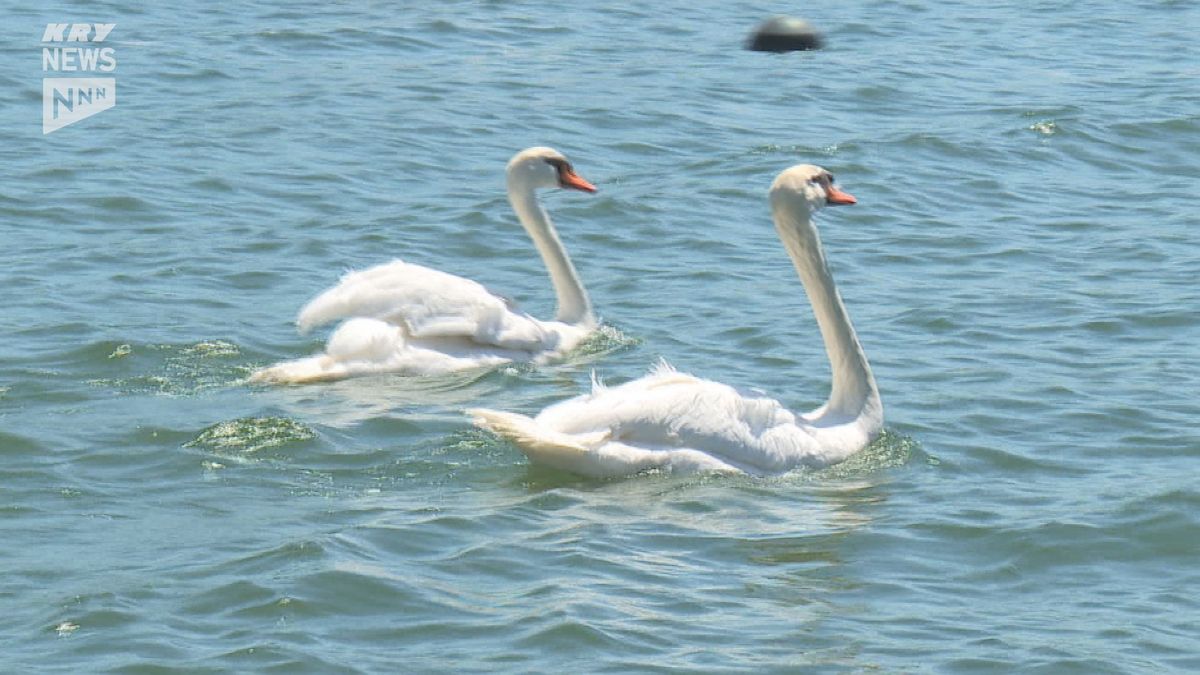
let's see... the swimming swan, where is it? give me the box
[251,147,598,383]
[471,164,882,477]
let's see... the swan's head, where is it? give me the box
[769,164,857,217]
[506,146,597,194]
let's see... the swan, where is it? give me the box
[470,164,883,477]
[251,147,599,384]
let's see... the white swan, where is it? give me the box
[251,147,599,384]
[471,164,883,477]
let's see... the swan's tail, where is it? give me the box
[468,408,613,470]
[248,355,348,384]
[252,318,405,385]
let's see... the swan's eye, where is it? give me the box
[545,157,576,185]
[543,158,567,181]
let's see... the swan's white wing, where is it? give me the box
[542,367,816,473]
[295,259,554,350]
[473,363,826,476]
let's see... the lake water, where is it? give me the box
[2,1,1198,672]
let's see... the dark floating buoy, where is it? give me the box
[747,15,823,52]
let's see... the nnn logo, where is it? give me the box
[42,23,117,135]
[43,78,116,134]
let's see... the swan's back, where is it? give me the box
[531,367,833,474]
[296,259,555,350]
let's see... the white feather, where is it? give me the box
[296,260,555,350]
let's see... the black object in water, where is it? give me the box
[747,16,823,52]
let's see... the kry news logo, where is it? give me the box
[42,23,117,135]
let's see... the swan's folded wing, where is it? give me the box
[295,260,554,350]
[536,367,811,474]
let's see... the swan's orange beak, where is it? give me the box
[560,170,598,193]
[825,185,857,205]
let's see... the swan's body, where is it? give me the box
[252,147,598,383]
[472,164,883,477]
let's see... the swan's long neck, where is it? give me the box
[508,180,594,326]
[773,201,881,426]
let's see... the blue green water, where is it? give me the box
[3,1,1198,671]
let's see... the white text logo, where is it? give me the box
[42,23,117,134]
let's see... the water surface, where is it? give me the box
[2,1,1198,671]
